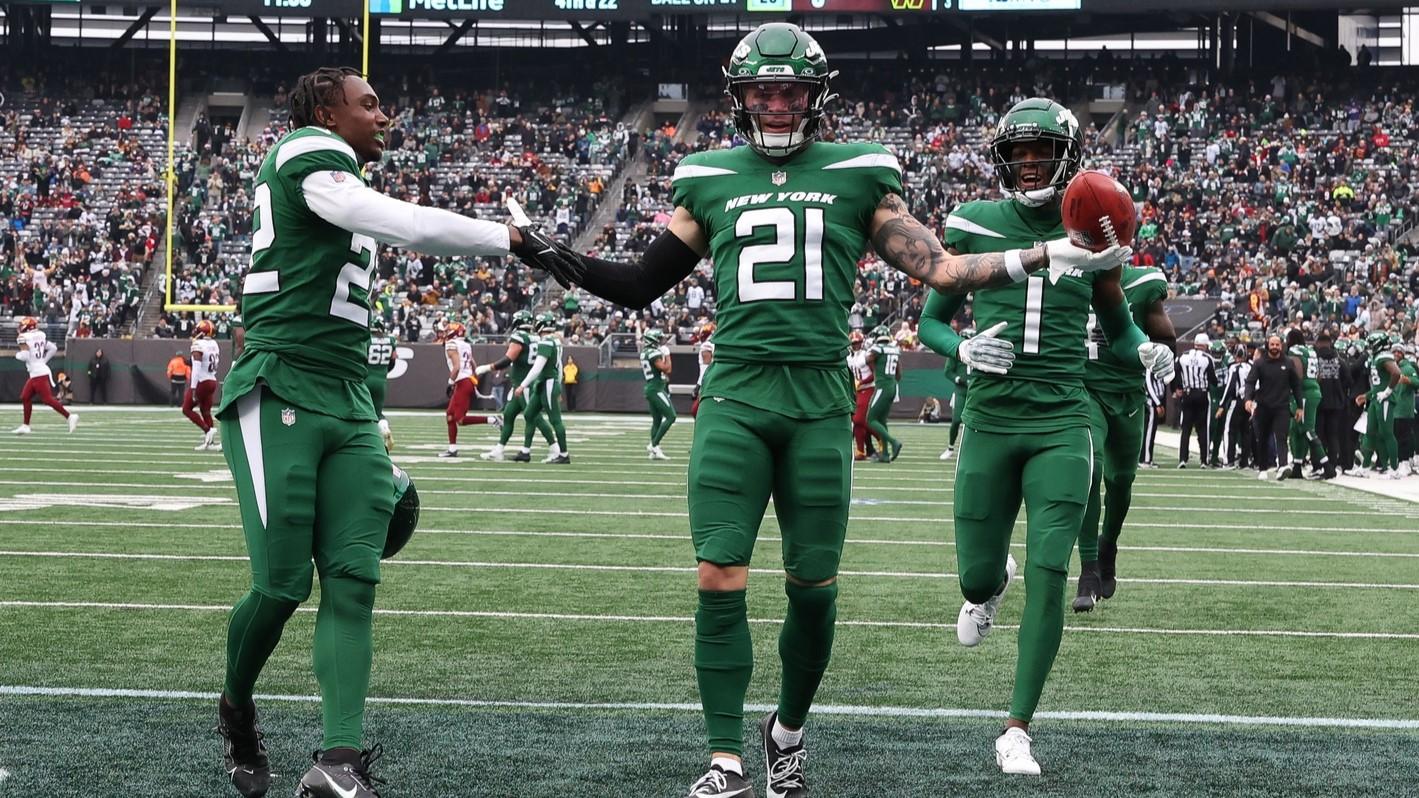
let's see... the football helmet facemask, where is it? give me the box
[725,23,837,159]
[990,98,1084,208]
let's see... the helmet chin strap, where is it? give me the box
[1008,186,1058,207]
[752,115,811,157]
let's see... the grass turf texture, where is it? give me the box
[0,408,1416,797]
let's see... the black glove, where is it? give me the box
[511,223,586,290]
[446,383,454,398]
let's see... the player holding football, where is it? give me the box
[918,98,1173,775]
[865,324,902,462]
[186,320,223,451]
[212,66,547,798]
[364,316,399,452]
[641,328,676,460]
[475,309,557,461]
[1073,265,1175,611]
[515,312,571,464]
[440,321,501,459]
[12,317,77,435]
[512,27,1129,797]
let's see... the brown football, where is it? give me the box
[1061,170,1138,253]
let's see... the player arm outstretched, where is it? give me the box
[869,194,1130,294]
[476,340,524,377]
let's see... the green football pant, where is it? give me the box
[1288,387,1327,467]
[365,377,386,419]
[1364,399,1398,470]
[689,398,851,755]
[954,425,1092,723]
[1208,393,1225,462]
[867,384,899,454]
[1079,390,1145,563]
[499,391,554,447]
[646,388,676,446]
[219,386,394,750]
[523,380,568,451]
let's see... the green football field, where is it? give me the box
[1,407,1416,797]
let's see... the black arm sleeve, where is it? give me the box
[576,230,702,309]
[492,357,512,371]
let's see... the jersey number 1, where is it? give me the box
[735,207,825,303]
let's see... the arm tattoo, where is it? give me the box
[872,196,1045,292]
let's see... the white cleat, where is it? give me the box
[480,445,505,462]
[198,428,217,451]
[1275,466,1290,481]
[650,446,670,461]
[957,553,1017,647]
[12,424,32,435]
[940,448,954,460]
[542,445,563,464]
[490,415,504,428]
[378,419,394,452]
[1257,469,1270,481]
[194,441,209,451]
[995,727,1042,775]
[67,413,79,433]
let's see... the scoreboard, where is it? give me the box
[367,0,956,16]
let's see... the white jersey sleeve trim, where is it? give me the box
[274,130,359,172]
[301,171,511,257]
[1123,271,1167,290]
[243,272,280,295]
[945,214,1007,239]
[821,152,903,173]
[671,164,739,183]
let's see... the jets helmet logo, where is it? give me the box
[1055,108,1080,136]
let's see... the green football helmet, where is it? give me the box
[990,98,1084,207]
[724,22,837,159]
[370,315,387,334]
[643,328,667,347]
[512,309,534,331]
[383,464,420,560]
[534,312,559,334]
[871,325,892,343]
[1366,331,1391,355]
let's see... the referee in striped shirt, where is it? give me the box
[1172,333,1220,467]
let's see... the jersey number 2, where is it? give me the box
[735,207,824,303]
[250,182,377,327]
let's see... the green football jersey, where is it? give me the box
[364,334,398,389]
[1083,266,1167,396]
[671,141,903,418]
[509,330,538,383]
[217,126,377,421]
[1288,344,1320,387]
[1395,360,1417,419]
[640,345,669,391]
[531,337,563,385]
[1370,352,1396,398]
[870,342,900,387]
[944,199,1096,433]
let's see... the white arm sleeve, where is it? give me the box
[521,355,548,389]
[301,170,511,257]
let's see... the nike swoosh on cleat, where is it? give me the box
[320,769,359,798]
[700,789,752,798]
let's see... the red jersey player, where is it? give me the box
[440,322,501,458]
[12,317,76,435]
[846,330,875,461]
[186,320,222,450]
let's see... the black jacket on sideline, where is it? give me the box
[1245,353,1303,409]
[1313,344,1348,410]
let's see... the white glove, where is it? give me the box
[956,321,1014,376]
[1137,342,1175,384]
[1044,239,1134,284]
[1376,388,1393,403]
[475,364,492,377]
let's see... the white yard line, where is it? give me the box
[1,684,1415,730]
[2,550,1418,589]
[3,600,1416,641]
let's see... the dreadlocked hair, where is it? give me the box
[290,66,362,129]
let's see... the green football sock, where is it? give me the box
[1099,471,1136,545]
[499,402,519,446]
[1077,464,1103,563]
[1009,561,1066,722]
[653,413,676,446]
[537,414,556,445]
[224,589,299,705]
[695,589,753,756]
[777,581,837,729]
[868,419,897,451]
[312,575,376,751]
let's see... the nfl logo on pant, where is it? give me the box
[281,408,296,427]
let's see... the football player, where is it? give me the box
[847,329,877,462]
[365,315,399,452]
[865,325,902,462]
[474,309,556,461]
[1396,344,1417,474]
[691,322,715,418]
[1285,328,1332,479]
[640,328,676,460]
[511,26,1128,797]
[918,98,1170,774]
[939,328,972,461]
[1206,338,1229,467]
[212,66,540,798]
[514,312,570,464]
[440,321,501,459]
[1356,332,1404,478]
[1073,266,1175,611]
[12,317,77,435]
[186,320,223,451]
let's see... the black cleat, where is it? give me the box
[437,449,458,458]
[550,454,571,464]
[216,696,271,797]
[686,765,756,798]
[1098,540,1118,599]
[296,746,384,798]
[759,712,808,798]
[511,450,532,462]
[1072,561,1101,612]
[889,440,903,463]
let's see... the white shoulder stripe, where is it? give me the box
[821,153,902,173]
[671,164,738,183]
[274,130,359,172]
[945,214,1006,239]
[1123,271,1167,290]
